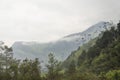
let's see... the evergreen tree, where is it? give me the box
[46,53,62,80]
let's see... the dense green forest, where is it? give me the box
[0,21,120,80]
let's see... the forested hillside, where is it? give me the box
[63,21,120,80]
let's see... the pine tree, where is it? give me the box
[46,53,62,80]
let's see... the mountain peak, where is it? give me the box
[60,21,113,42]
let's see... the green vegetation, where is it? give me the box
[63,37,97,68]
[63,21,120,80]
[0,42,41,80]
[1,21,120,80]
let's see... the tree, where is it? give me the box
[19,58,41,80]
[0,41,13,70]
[0,41,13,80]
[9,59,20,80]
[31,58,41,80]
[46,53,62,80]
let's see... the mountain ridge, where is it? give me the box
[12,21,114,66]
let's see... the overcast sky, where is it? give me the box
[0,0,120,46]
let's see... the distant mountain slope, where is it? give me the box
[12,21,113,66]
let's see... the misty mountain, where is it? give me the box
[12,21,113,66]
